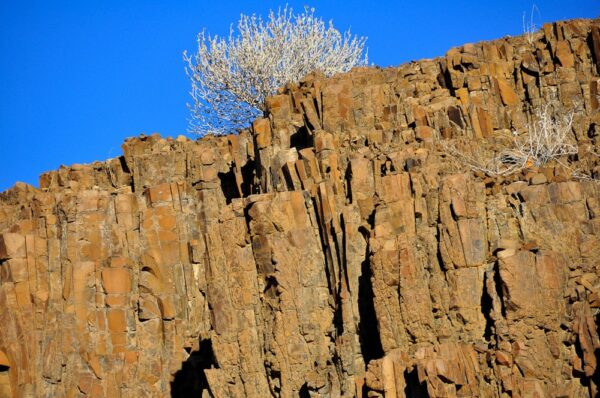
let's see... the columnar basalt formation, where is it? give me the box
[1,18,600,397]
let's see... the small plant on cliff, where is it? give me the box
[184,6,367,136]
[443,104,577,176]
[522,4,541,44]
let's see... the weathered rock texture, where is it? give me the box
[1,18,600,398]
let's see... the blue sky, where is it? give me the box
[1,1,598,191]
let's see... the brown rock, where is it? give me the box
[107,309,127,332]
[495,350,513,366]
[555,40,575,68]
[591,24,600,73]
[101,268,131,294]
[496,78,519,105]
[415,125,434,142]
[1,16,599,398]
[529,173,547,185]
[252,118,272,149]
[0,233,26,259]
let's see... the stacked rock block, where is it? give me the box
[1,18,600,397]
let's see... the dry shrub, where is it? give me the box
[184,6,367,136]
[442,105,577,177]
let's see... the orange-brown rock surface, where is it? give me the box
[1,18,600,398]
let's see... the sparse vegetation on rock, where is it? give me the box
[1,16,600,398]
[184,6,367,136]
[443,104,578,176]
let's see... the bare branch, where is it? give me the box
[184,6,368,136]
[443,104,577,177]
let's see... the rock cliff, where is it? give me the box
[1,18,600,398]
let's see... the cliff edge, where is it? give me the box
[1,18,600,397]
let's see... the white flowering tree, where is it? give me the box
[184,6,367,136]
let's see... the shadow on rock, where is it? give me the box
[171,339,216,398]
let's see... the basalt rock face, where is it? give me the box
[1,18,600,398]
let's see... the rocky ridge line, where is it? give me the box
[1,17,600,398]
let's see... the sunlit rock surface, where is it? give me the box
[1,17,600,398]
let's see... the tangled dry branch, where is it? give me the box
[184,6,367,136]
[442,105,577,177]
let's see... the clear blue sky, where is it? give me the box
[1,1,598,192]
